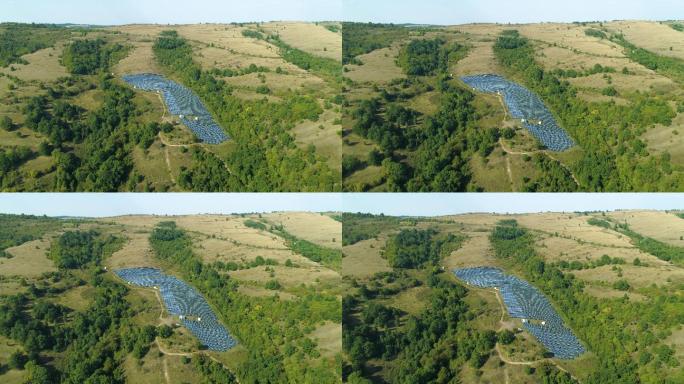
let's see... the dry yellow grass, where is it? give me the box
[237,285,296,300]
[309,321,341,359]
[344,46,405,83]
[0,238,56,277]
[342,236,391,278]
[452,40,503,76]
[261,22,341,61]
[292,108,342,172]
[0,46,67,82]
[112,41,161,75]
[443,230,498,270]
[643,113,684,167]
[609,21,684,60]
[193,237,316,267]
[382,286,430,315]
[228,265,340,287]
[223,71,325,91]
[536,235,666,266]
[105,229,160,270]
[573,264,684,289]
[606,210,684,247]
[55,285,94,311]
[515,213,634,247]
[264,212,341,249]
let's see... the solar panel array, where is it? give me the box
[115,267,237,351]
[454,267,584,359]
[122,73,229,144]
[460,74,574,152]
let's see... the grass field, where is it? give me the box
[0,238,56,277]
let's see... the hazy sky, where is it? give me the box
[0,193,681,217]
[343,0,682,25]
[342,193,684,216]
[0,0,341,24]
[0,193,342,217]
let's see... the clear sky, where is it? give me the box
[342,193,684,216]
[0,0,341,24]
[343,0,682,25]
[0,193,680,218]
[0,193,342,217]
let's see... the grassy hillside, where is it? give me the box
[0,22,342,192]
[342,21,684,192]
[0,212,342,383]
[342,210,684,383]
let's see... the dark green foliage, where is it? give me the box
[243,219,267,231]
[265,280,281,290]
[523,154,578,192]
[49,230,123,269]
[158,324,173,338]
[341,23,409,64]
[241,29,265,40]
[498,329,515,345]
[342,155,365,177]
[585,28,607,39]
[0,116,13,130]
[340,213,401,246]
[613,279,630,291]
[671,23,684,32]
[8,350,27,370]
[0,147,35,188]
[397,38,465,76]
[271,225,342,270]
[194,354,238,383]
[62,39,127,74]
[0,23,69,67]
[384,229,464,268]
[344,275,497,383]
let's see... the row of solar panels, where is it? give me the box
[461,74,575,152]
[115,267,237,351]
[454,266,585,359]
[122,73,229,144]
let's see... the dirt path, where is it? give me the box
[498,139,580,188]
[163,355,171,384]
[505,155,514,189]
[462,281,580,382]
[492,90,582,190]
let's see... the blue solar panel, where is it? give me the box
[460,74,574,152]
[122,73,229,144]
[454,267,584,359]
[115,267,237,351]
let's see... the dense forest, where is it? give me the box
[62,39,128,75]
[153,30,340,191]
[493,30,684,191]
[490,219,684,383]
[149,221,340,383]
[341,23,409,65]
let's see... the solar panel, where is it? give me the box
[454,267,584,359]
[460,74,574,152]
[115,267,237,351]
[122,73,229,144]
